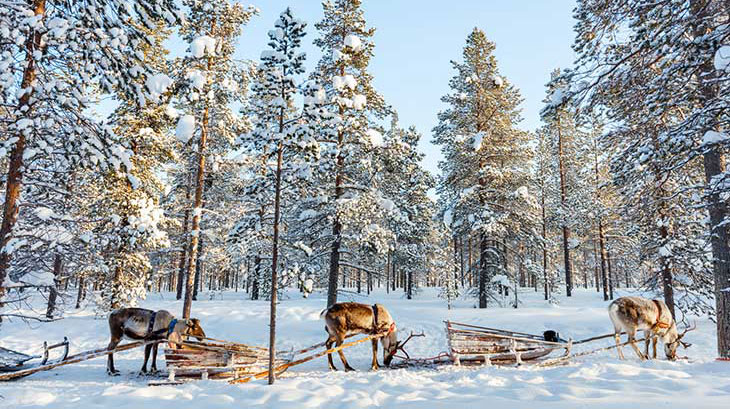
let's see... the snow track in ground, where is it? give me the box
[1,288,729,408]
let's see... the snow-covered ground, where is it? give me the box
[1,288,729,408]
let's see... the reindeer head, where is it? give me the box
[381,322,398,366]
[184,318,206,341]
[664,321,695,360]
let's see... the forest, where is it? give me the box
[0,0,729,407]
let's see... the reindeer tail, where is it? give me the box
[319,307,329,320]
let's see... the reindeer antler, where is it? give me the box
[392,331,425,360]
[677,321,697,348]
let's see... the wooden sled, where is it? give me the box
[163,337,291,382]
[0,337,70,377]
[445,321,572,366]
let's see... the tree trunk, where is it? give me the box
[0,0,46,303]
[556,117,573,297]
[193,235,204,301]
[607,249,614,300]
[182,84,209,319]
[268,136,284,385]
[46,253,62,319]
[407,270,413,300]
[690,0,730,358]
[75,275,85,309]
[176,173,192,300]
[598,219,609,301]
[542,189,549,300]
[251,255,260,300]
[478,234,488,308]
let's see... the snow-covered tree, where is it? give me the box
[434,28,536,308]
[308,0,390,306]
[568,0,726,354]
[0,0,180,316]
[174,0,256,318]
[378,119,435,299]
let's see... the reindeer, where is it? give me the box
[608,296,693,361]
[106,307,206,375]
[321,302,398,371]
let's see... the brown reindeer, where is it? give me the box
[609,296,693,360]
[321,302,398,371]
[106,308,206,375]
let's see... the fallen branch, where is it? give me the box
[0,313,61,323]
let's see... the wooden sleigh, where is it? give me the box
[0,337,70,377]
[162,337,292,382]
[445,321,572,366]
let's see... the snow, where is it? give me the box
[145,74,172,103]
[702,130,728,146]
[377,197,396,212]
[176,115,196,144]
[186,70,207,91]
[549,87,566,107]
[472,132,485,151]
[164,105,179,119]
[491,274,511,287]
[344,34,362,51]
[714,45,730,72]
[352,94,367,109]
[443,209,453,227]
[366,129,383,147]
[490,74,503,87]
[1,288,728,408]
[34,207,55,221]
[333,75,357,91]
[190,35,217,58]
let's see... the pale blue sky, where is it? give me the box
[229,0,578,175]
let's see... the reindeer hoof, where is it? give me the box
[328,365,337,371]
[345,366,355,372]
[371,366,379,371]
[107,370,120,376]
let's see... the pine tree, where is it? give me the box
[310,0,390,306]
[434,28,535,308]
[175,0,256,319]
[379,119,435,299]
[88,20,175,311]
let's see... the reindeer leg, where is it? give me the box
[140,344,152,374]
[106,327,122,375]
[614,333,625,360]
[326,334,337,371]
[371,338,379,371]
[652,336,658,359]
[336,335,355,372]
[150,343,159,373]
[644,331,651,360]
[627,330,646,360]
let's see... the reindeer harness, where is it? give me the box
[371,304,396,335]
[143,312,178,339]
[652,300,670,330]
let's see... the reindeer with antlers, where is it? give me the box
[609,296,694,361]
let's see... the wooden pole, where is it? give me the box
[229,333,386,384]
